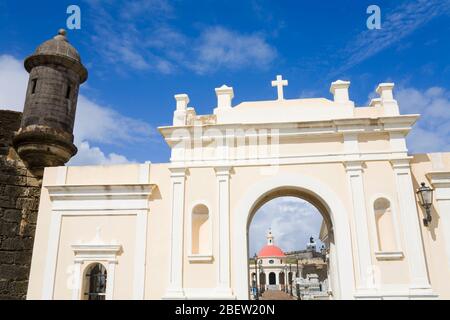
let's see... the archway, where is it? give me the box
[83,263,107,300]
[249,195,329,298]
[269,272,276,285]
[233,173,354,300]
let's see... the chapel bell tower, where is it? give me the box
[13,29,88,178]
[267,229,274,245]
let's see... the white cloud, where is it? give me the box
[396,86,450,153]
[0,54,28,111]
[74,95,153,146]
[69,141,132,165]
[190,27,277,74]
[249,197,323,256]
[89,10,152,72]
[85,1,276,75]
[331,0,450,76]
[0,54,152,165]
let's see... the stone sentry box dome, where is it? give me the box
[13,29,88,178]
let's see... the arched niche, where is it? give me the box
[372,196,403,260]
[189,203,213,262]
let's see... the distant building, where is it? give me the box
[284,236,328,283]
[249,230,329,299]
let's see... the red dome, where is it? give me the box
[258,245,285,258]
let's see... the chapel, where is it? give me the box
[249,231,329,300]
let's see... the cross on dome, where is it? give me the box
[271,75,288,100]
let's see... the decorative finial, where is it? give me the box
[54,28,68,41]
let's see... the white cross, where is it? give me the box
[271,75,288,100]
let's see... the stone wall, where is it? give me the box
[0,110,40,300]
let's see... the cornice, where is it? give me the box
[47,184,155,199]
[159,115,419,146]
[46,184,156,211]
[426,172,450,188]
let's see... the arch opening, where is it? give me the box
[269,272,276,285]
[246,187,337,300]
[82,263,107,301]
[233,174,355,300]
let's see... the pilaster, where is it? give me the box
[391,159,433,294]
[214,166,234,297]
[344,160,376,293]
[164,167,188,299]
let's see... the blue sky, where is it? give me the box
[249,197,323,256]
[1,1,449,253]
[1,0,450,164]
